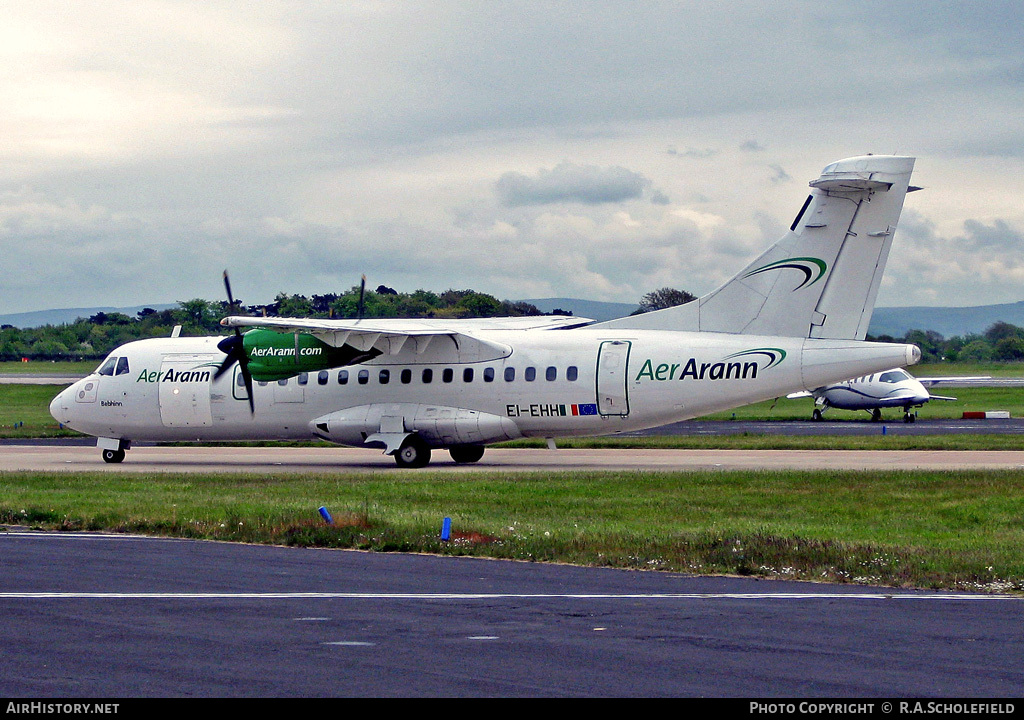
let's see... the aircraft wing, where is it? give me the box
[928,394,958,401]
[220,314,592,355]
[786,390,814,399]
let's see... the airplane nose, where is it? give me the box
[49,387,69,425]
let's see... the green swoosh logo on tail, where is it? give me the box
[742,257,827,290]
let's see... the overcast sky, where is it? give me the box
[2,1,1023,314]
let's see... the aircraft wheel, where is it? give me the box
[449,445,485,463]
[871,409,882,422]
[102,448,125,464]
[904,412,916,423]
[395,436,431,468]
[811,409,823,421]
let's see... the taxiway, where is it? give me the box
[4,443,1024,472]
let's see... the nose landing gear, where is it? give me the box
[98,438,130,464]
[101,448,125,463]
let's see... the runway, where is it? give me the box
[2,528,1021,697]
[6,443,1024,472]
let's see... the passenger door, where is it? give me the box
[596,340,631,416]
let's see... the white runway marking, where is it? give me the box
[0,591,1016,601]
[1,531,179,541]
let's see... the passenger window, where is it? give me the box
[401,369,412,384]
[278,378,289,386]
[567,366,578,382]
[297,372,308,385]
[545,366,556,381]
[525,367,536,382]
[115,356,130,376]
[338,370,349,385]
[318,370,329,385]
[379,369,390,384]
[422,368,433,384]
[97,357,117,376]
[463,368,473,382]
[504,367,515,382]
[237,374,246,387]
[484,367,494,382]
[442,368,453,383]
[358,369,369,385]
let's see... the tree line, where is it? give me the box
[4,283,1024,363]
[0,284,569,361]
[869,322,1024,363]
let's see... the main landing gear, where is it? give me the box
[392,435,486,468]
[869,408,917,423]
[449,445,486,464]
[395,435,431,468]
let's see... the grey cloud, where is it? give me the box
[961,218,1023,252]
[666,146,718,159]
[768,164,792,183]
[4,4,1024,313]
[495,162,650,207]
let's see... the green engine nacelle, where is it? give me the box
[242,328,375,382]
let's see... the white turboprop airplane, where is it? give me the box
[51,154,922,467]
[787,368,989,422]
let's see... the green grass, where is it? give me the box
[2,468,1023,593]
[0,360,95,375]
[0,384,81,437]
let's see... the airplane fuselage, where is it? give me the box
[51,329,919,449]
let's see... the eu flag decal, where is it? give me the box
[571,403,598,416]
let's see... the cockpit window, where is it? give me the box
[115,356,130,376]
[878,370,909,384]
[97,357,117,376]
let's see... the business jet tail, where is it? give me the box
[595,154,917,340]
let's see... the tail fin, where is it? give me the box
[596,154,916,340]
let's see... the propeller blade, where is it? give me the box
[223,270,237,311]
[238,350,255,414]
[357,274,366,319]
[213,334,241,380]
[219,270,255,414]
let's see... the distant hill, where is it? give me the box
[867,302,1024,338]
[527,297,1024,337]
[0,305,176,329]
[529,297,1024,338]
[4,298,1024,338]
[523,298,639,322]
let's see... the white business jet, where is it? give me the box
[787,368,988,422]
[51,154,921,467]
